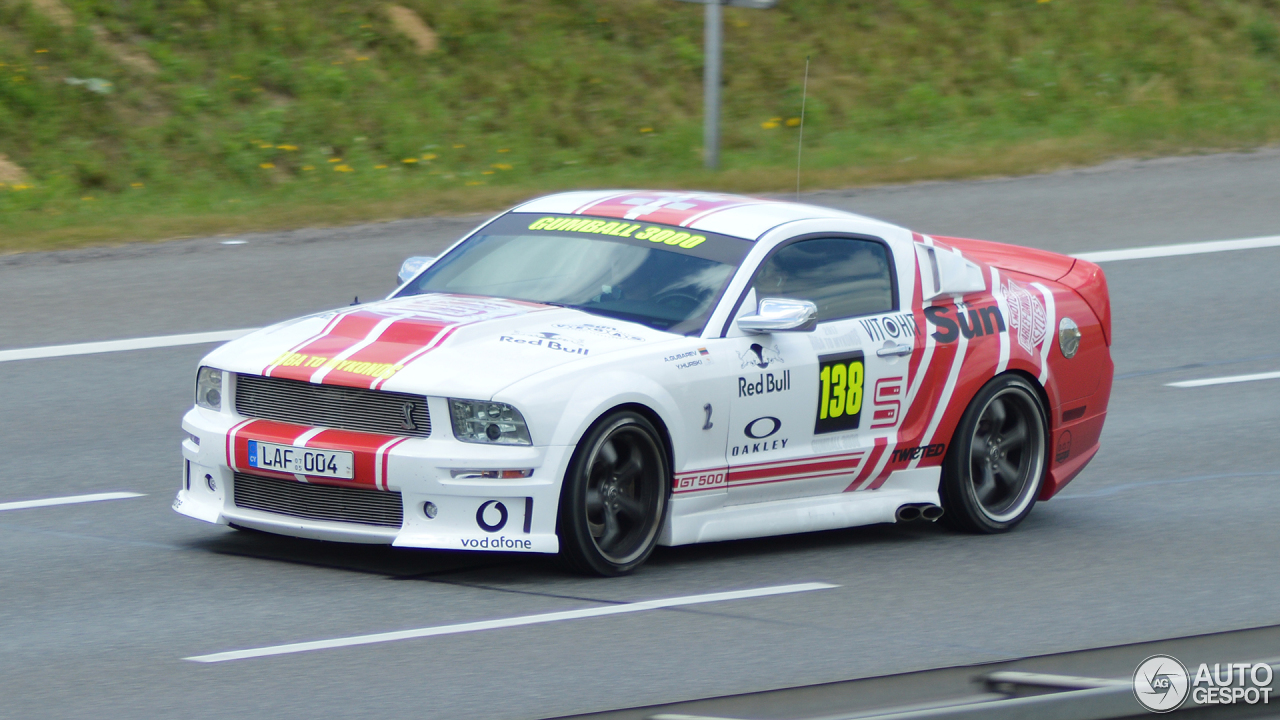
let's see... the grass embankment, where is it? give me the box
[2,0,1280,252]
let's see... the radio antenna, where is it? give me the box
[796,55,810,201]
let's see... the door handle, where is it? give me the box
[877,343,913,357]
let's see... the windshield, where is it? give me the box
[397,213,751,334]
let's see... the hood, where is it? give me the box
[203,293,680,398]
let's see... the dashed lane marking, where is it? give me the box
[0,492,146,512]
[0,329,258,363]
[1074,234,1280,263]
[185,582,839,663]
[1166,370,1280,388]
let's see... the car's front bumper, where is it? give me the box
[174,406,566,553]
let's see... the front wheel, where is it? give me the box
[557,411,669,576]
[941,375,1048,533]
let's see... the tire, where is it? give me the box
[557,411,670,576]
[940,374,1048,534]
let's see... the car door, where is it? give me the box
[724,235,902,505]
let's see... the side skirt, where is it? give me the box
[661,469,940,546]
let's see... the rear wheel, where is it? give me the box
[941,375,1048,533]
[557,411,669,576]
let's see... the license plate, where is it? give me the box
[247,440,354,479]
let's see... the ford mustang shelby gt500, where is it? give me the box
[175,190,1113,575]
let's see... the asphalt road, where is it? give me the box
[2,150,1279,720]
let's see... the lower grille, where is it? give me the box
[233,472,403,528]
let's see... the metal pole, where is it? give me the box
[703,0,722,170]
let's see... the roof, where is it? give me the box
[512,190,893,241]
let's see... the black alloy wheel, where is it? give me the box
[941,374,1048,533]
[558,411,669,576]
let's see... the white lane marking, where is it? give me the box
[0,329,258,363]
[1075,234,1280,263]
[1166,371,1280,388]
[185,582,839,663]
[0,492,145,512]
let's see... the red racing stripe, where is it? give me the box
[232,420,404,489]
[845,437,888,492]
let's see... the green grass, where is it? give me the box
[3,0,1280,252]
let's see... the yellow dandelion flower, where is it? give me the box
[258,143,273,149]
[482,171,494,175]
[491,163,512,171]
[355,56,369,62]
[301,165,315,171]
[81,196,95,201]
[131,182,145,188]
[786,117,801,127]
[422,153,437,160]
[328,158,343,163]
[402,158,418,163]
[277,144,298,151]
[374,164,388,169]
[360,23,372,28]
[35,49,48,53]
[465,180,484,186]
[260,162,275,169]
[497,148,510,153]
[13,183,30,190]
[332,61,345,65]
[334,164,353,172]
[761,121,780,129]
[453,144,466,149]
[639,127,653,133]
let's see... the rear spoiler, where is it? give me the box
[932,235,1111,346]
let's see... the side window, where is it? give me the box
[750,237,894,321]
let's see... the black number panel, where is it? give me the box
[815,351,865,434]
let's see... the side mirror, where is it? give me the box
[737,298,818,334]
[397,256,435,285]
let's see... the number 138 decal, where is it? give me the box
[816,351,864,434]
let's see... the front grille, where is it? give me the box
[234,374,430,438]
[233,472,403,528]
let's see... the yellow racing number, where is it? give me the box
[815,354,865,433]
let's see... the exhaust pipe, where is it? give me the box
[895,504,945,523]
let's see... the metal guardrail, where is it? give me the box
[649,660,1280,720]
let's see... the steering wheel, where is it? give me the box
[653,290,702,315]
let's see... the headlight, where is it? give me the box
[196,367,224,411]
[449,399,531,445]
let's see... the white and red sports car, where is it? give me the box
[175,191,1113,575]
